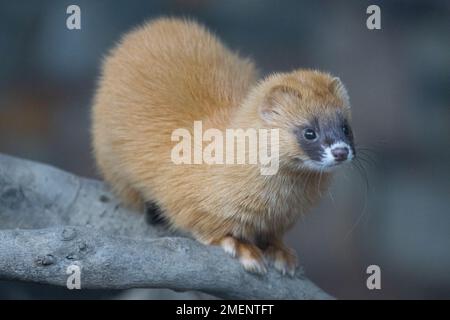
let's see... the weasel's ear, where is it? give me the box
[260,85,302,122]
[329,77,350,108]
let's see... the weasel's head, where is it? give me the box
[256,70,355,172]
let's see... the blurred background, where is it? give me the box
[0,0,449,299]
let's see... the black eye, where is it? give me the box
[303,128,317,140]
[342,124,351,136]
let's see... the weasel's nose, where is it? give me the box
[331,147,349,162]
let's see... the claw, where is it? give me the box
[265,244,298,276]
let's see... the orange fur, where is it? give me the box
[91,18,351,275]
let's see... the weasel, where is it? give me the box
[91,18,355,275]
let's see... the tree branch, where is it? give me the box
[0,153,333,299]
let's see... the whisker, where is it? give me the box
[356,154,375,169]
[317,169,324,198]
[355,158,370,192]
[328,190,336,208]
[344,156,371,240]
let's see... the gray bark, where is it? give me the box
[0,153,333,299]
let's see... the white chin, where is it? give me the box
[301,160,338,172]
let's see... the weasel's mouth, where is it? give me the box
[295,153,352,172]
[294,146,354,171]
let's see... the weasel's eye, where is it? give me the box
[303,128,317,140]
[342,124,351,136]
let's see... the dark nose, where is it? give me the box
[331,147,349,162]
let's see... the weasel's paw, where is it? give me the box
[219,236,267,275]
[238,245,267,275]
[265,245,298,276]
